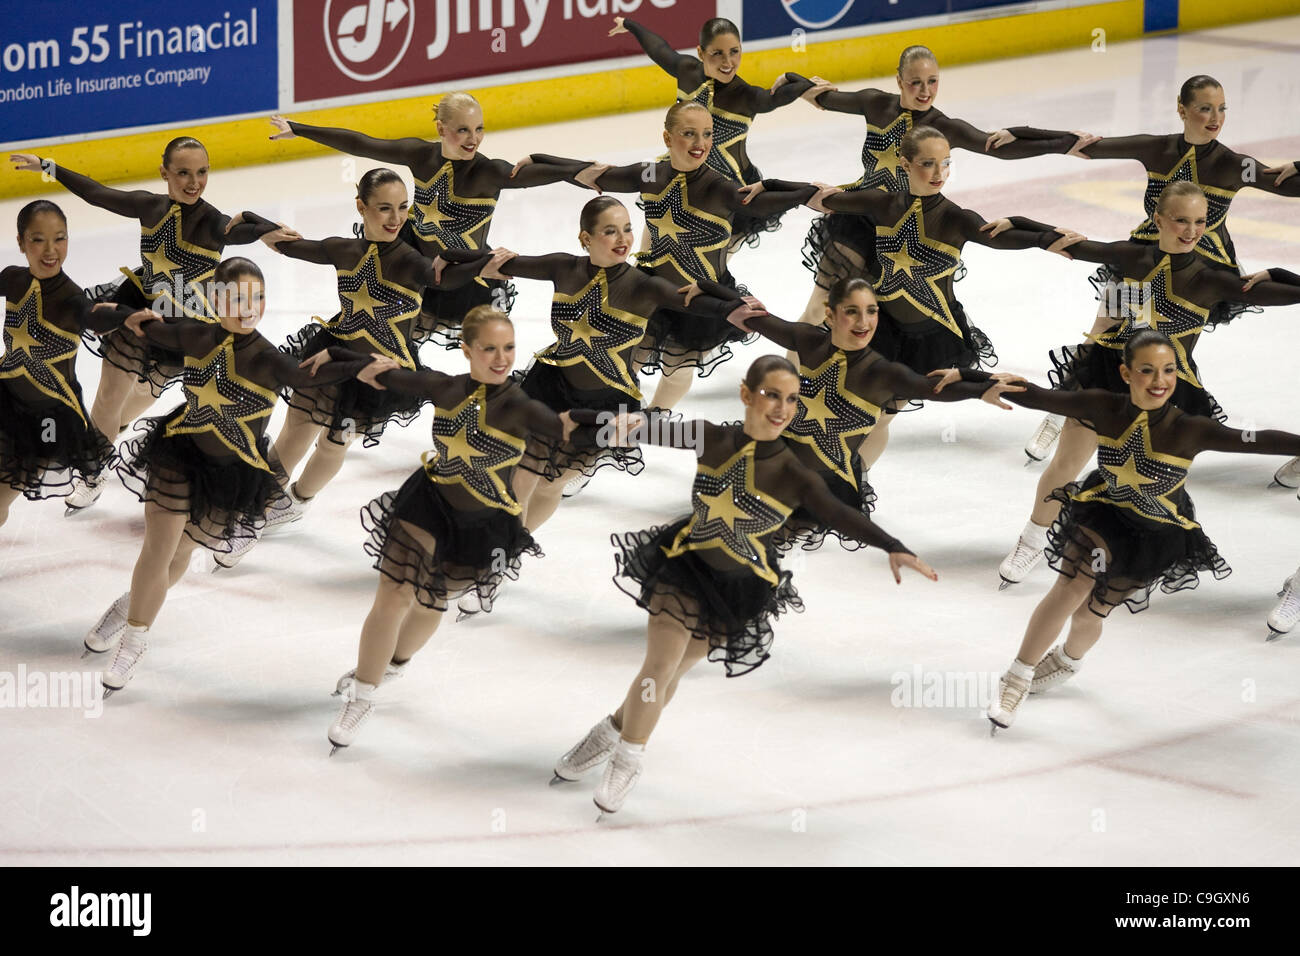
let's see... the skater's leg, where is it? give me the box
[512,467,542,530]
[1062,599,1105,660]
[293,434,352,500]
[164,530,203,586]
[357,575,417,686]
[1030,419,1097,527]
[127,502,189,626]
[523,467,580,532]
[118,380,157,431]
[392,603,445,661]
[1015,568,1098,667]
[648,363,695,410]
[661,635,712,709]
[611,613,693,743]
[0,485,20,528]
[89,361,136,443]
[271,407,324,480]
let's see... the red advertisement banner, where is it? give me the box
[293,0,716,103]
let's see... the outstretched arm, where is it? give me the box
[18,157,155,219]
[282,120,428,167]
[749,74,817,112]
[370,365,454,398]
[618,18,694,76]
[1183,415,1300,457]
[223,210,283,245]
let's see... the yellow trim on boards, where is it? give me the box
[0,0,1281,201]
[1180,0,1300,31]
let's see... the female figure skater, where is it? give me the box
[796,44,1091,326]
[8,140,280,511]
[267,92,594,348]
[551,355,1000,815]
[567,101,827,408]
[1023,74,1300,461]
[327,306,596,752]
[0,201,136,528]
[726,277,1022,539]
[437,195,760,534]
[609,15,818,252]
[983,331,1300,731]
[81,258,389,696]
[998,182,1300,588]
[806,126,1079,472]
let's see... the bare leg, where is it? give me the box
[118,381,157,432]
[392,603,445,661]
[127,502,189,626]
[660,636,712,709]
[1029,418,1098,527]
[0,485,20,528]
[648,364,696,410]
[611,613,694,744]
[512,467,542,530]
[271,407,325,481]
[523,466,581,532]
[164,531,202,587]
[356,576,417,685]
[293,435,352,500]
[89,362,137,444]
[1014,570,1096,667]
[1062,600,1105,660]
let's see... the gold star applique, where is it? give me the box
[785,351,882,486]
[535,268,648,398]
[0,279,85,421]
[638,172,732,283]
[1130,146,1236,265]
[1094,257,1211,388]
[410,162,497,251]
[164,334,278,470]
[331,245,421,368]
[125,204,222,320]
[664,441,793,584]
[842,112,911,192]
[421,384,526,513]
[1074,411,1196,528]
[678,80,753,182]
[872,198,964,336]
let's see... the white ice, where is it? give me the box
[3,17,1300,865]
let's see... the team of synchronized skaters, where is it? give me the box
[4,16,1300,814]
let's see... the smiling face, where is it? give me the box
[825,288,879,351]
[461,319,516,384]
[1178,86,1226,144]
[438,104,485,160]
[356,180,410,242]
[662,109,713,171]
[741,369,801,441]
[18,210,68,280]
[160,147,209,204]
[901,136,951,195]
[699,31,741,83]
[897,58,939,110]
[211,273,266,334]
[581,204,635,267]
[1154,193,1208,253]
[1120,343,1178,410]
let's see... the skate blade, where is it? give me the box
[987,717,1009,736]
[81,645,104,660]
[1266,628,1287,643]
[1023,455,1041,467]
[102,687,117,699]
[329,743,343,757]
[998,578,1013,591]
[549,773,575,787]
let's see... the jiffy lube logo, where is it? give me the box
[782,0,856,30]
[323,0,414,81]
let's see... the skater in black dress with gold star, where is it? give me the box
[0,201,137,527]
[325,306,602,754]
[268,92,593,348]
[610,15,817,251]
[437,195,759,532]
[8,141,280,511]
[550,355,941,815]
[985,331,1300,731]
[82,258,388,698]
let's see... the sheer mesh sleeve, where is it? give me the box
[1181,415,1300,457]
[788,460,911,554]
[51,163,159,220]
[623,19,693,76]
[287,121,429,166]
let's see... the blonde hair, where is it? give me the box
[899,125,947,161]
[435,92,481,124]
[461,305,511,345]
[665,101,710,132]
[897,45,937,74]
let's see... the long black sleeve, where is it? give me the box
[268,346,373,390]
[623,19,692,75]
[792,465,912,554]
[372,366,453,398]
[51,163,152,219]
[1182,416,1300,456]
[223,210,282,245]
[287,121,428,166]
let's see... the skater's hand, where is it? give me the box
[1242,269,1272,292]
[260,225,301,250]
[124,309,163,337]
[737,181,765,205]
[609,17,628,36]
[605,410,646,446]
[807,184,840,213]
[299,349,333,376]
[9,153,43,174]
[1265,162,1297,186]
[890,551,938,584]
[677,281,703,307]
[981,218,1013,238]
[1068,131,1099,158]
[927,368,963,393]
[268,115,296,140]
[509,155,533,178]
[802,81,837,108]
[431,254,448,284]
[985,129,1017,151]
[575,162,610,194]
[981,378,1027,410]
[481,247,516,281]
[770,74,790,94]
[357,354,398,389]
[741,293,766,312]
[726,303,767,331]
[1046,230,1085,258]
[558,410,579,442]
[224,212,245,234]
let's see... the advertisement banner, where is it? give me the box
[292,0,715,105]
[742,0,1101,41]
[0,1,277,147]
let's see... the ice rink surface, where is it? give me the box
[3,17,1300,865]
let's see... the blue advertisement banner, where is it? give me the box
[743,0,1051,40]
[0,1,277,146]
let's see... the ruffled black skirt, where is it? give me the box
[397,221,517,350]
[516,361,643,480]
[801,211,878,290]
[1045,477,1230,616]
[114,412,289,553]
[282,323,427,447]
[870,300,997,376]
[773,456,877,553]
[634,266,754,377]
[83,273,185,397]
[362,468,541,615]
[0,383,114,499]
[611,518,804,677]
[1047,339,1225,422]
